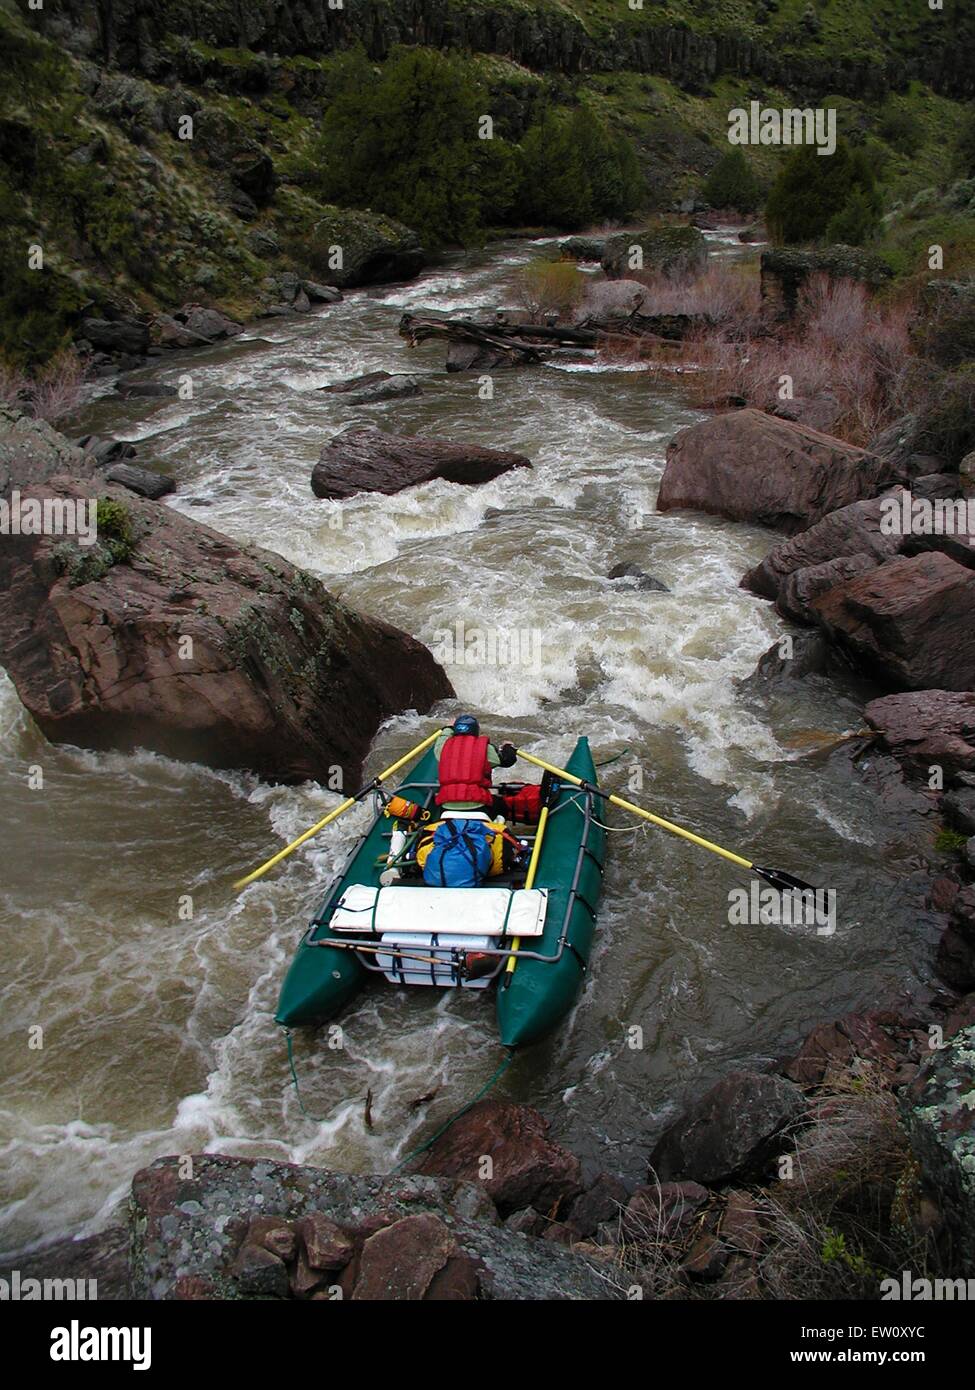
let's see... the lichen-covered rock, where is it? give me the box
[0,407,96,495]
[902,1024,975,1275]
[602,223,707,281]
[280,193,425,289]
[559,236,605,262]
[0,475,453,785]
[761,245,894,319]
[128,1155,619,1300]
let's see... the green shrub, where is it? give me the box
[935,827,969,853]
[912,361,975,464]
[95,499,135,564]
[877,102,922,158]
[517,259,586,321]
[703,149,762,213]
[826,186,883,246]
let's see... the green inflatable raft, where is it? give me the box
[275,737,605,1049]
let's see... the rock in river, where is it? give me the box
[0,475,453,784]
[862,689,973,778]
[658,409,898,535]
[650,1070,806,1184]
[601,223,707,281]
[319,372,423,405]
[312,424,531,500]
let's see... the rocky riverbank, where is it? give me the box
[5,1001,972,1298]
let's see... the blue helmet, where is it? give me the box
[453,714,480,737]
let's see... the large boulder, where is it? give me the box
[415,1099,583,1216]
[864,691,975,778]
[0,407,96,495]
[128,1155,615,1300]
[760,244,893,320]
[601,223,707,281]
[658,409,897,535]
[650,1070,806,1184]
[312,425,531,501]
[288,200,425,288]
[79,315,149,355]
[902,1025,975,1275]
[812,552,975,691]
[0,475,453,784]
[351,1214,481,1301]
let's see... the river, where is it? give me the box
[0,231,933,1254]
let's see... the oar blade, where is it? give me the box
[753,865,819,894]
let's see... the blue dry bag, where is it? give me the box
[422,819,494,888]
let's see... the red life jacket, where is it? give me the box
[436,734,492,806]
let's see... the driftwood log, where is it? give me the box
[398,310,703,371]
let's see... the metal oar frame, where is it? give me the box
[302,774,603,981]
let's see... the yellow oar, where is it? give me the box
[505,800,550,975]
[516,748,817,894]
[234,730,441,890]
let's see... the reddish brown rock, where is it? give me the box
[777,553,878,625]
[622,1181,708,1244]
[0,477,453,785]
[657,410,897,535]
[230,1242,289,1298]
[716,1254,763,1299]
[312,424,531,500]
[415,1099,582,1216]
[169,1275,219,1300]
[742,495,902,600]
[812,553,975,691]
[246,1215,297,1263]
[782,1013,899,1087]
[864,691,975,778]
[298,1213,354,1271]
[721,1192,766,1258]
[929,877,961,914]
[681,1229,728,1279]
[290,1250,330,1299]
[351,1213,479,1301]
[566,1173,630,1239]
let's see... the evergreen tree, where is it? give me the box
[702,149,762,212]
[314,47,487,246]
[514,110,593,228]
[765,138,880,244]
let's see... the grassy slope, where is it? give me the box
[1,0,972,365]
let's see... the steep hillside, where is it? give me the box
[2,0,973,366]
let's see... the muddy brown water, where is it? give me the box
[0,232,935,1253]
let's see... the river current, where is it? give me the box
[0,231,932,1253]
